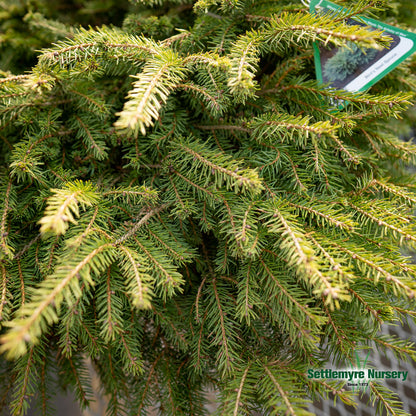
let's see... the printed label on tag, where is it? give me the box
[310,0,416,93]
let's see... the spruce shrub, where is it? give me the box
[1,0,416,415]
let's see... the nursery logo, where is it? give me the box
[307,352,409,392]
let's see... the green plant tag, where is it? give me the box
[310,0,416,93]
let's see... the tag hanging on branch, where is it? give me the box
[310,0,416,94]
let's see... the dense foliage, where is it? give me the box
[1,0,416,415]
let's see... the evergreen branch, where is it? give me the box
[60,283,85,357]
[117,244,153,308]
[151,305,189,349]
[103,186,158,205]
[132,236,183,298]
[119,332,143,376]
[370,333,416,361]
[102,350,129,416]
[38,181,100,235]
[263,52,313,89]
[115,50,187,135]
[0,239,116,358]
[69,89,109,117]
[42,42,98,62]
[362,130,416,163]
[211,277,234,374]
[0,102,35,127]
[262,11,391,51]
[79,320,99,356]
[24,11,73,38]
[322,303,355,357]
[309,233,355,285]
[114,204,169,245]
[18,269,33,314]
[372,179,416,206]
[294,367,354,406]
[288,200,355,232]
[392,305,416,318]
[182,51,229,68]
[283,151,308,192]
[155,213,196,261]
[177,82,225,116]
[233,364,250,416]
[61,355,93,409]
[194,124,251,133]
[259,257,325,325]
[66,206,100,249]
[261,201,347,305]
[193,2,221,14]
[73,115,108,161]
[329,135,361,165]
[10,346,35,416]
[0,75,30,85]
[134,351,163,415]
[0,180,13,259]
[235,261,259,324]
[245,13,271,22]
[194,310,208,371]
[284,95,356,130]
[216,197,260,257]
[0,91,30,100]
[265,207,313,269]
[14,234,42,260]
[276,81,413,115]
[0,265,10,326]
[97,268,124,341]
[146,225,194,264]
[263,364,296,416]
[46,236,60,272]
[171,168,218,200]
[195,276,207,323]
[161,31,191,47]
[386,258,416,276]
[329,240,416,299]
[259,362,315,416]
[251,112,339,147]
[258,263,323,357]
[168,176,188,213]
[332,0,392,22]
[348,287,382,322]
[171,138,263,195]
[227,32,260,103]
[39,27,158,66]
[240,201,257,249]
[346,200,416,244]
[369,382,410,416]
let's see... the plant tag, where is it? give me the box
[310,0,416,93]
